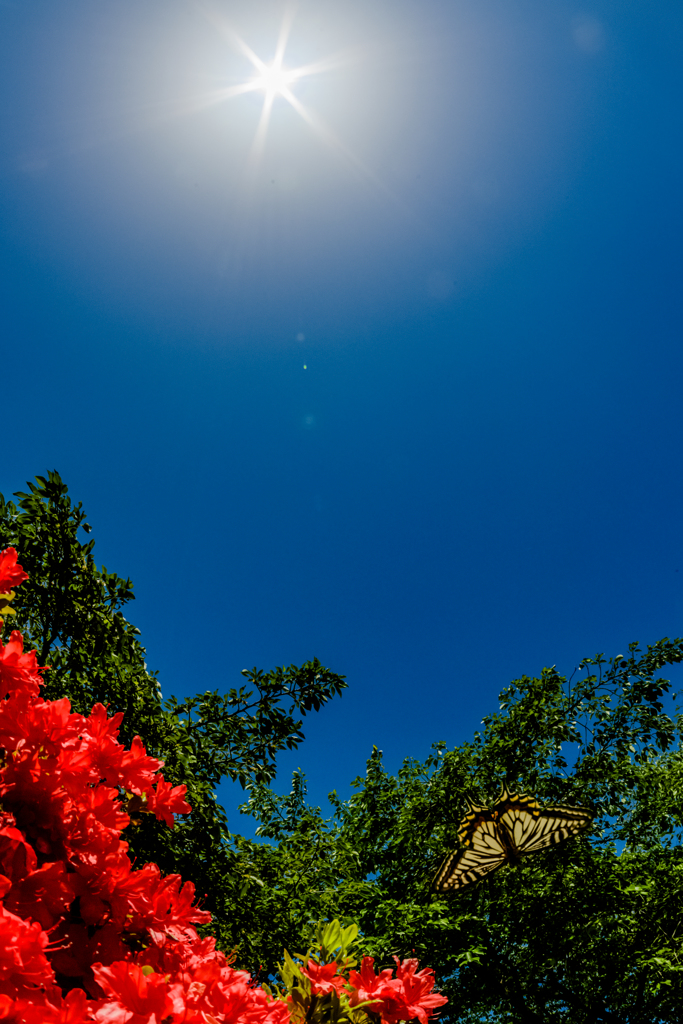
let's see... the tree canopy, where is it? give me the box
[0,471,346,954]
[235,644,683,1022]
[3,471,682,1023]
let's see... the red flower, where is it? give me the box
[347,956,447,1024]
[130,938,292,1024]
[0,902,54,998]
[126,865,211,944]
[118,735,164,794]
[18,987,94,1024]
[382,960,447,1024]
[91,961,175,1022]
[0,548,28,593]
[0,812,38,883]
[300,960,347,997]
[146,774,191,829]
[80,705,127,785]
[4,861,78,931]
[347,956,395,1003]
[0,631,46,700]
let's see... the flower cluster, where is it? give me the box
[0,548,447,1024]
[275,921,447,1024]
[301,956,446,1024]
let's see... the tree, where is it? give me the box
[0,471,346,956]
[236,645,683,1022]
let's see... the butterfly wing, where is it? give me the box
[433,844,507,892]
[434,815,508,892]
[500,801,593,855]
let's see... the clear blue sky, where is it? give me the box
[2,1,681,828]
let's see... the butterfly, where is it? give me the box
[433,785,593,893]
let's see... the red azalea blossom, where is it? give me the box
[0,902,55,997]
[385,960,448,1024]
[4,860,77,930]
[347,957,447,1024]
[0,548,28,594]
[118,735,164,793]
[146,773,192,829]
[348,956,395,1002]
[20,987,93,1024]
[92,961,176,1022]
[0,631,46,700]
[301,959,348,997]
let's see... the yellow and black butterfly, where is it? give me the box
[433,785,593,893]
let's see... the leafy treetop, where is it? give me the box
[0,471,346,954]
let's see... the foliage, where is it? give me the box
[0,472,346,954]
[237,647,683,1022]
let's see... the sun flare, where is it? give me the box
[250,59,300,99]
[194,3,378,187]
[195,4,338,163]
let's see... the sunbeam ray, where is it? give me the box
[248,91,276,168]
[273,3,297,67]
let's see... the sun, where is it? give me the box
[195,5,335,160]
[194,4,375,183]
[249,59,300,101]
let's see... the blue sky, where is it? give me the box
[2,0,682,828]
